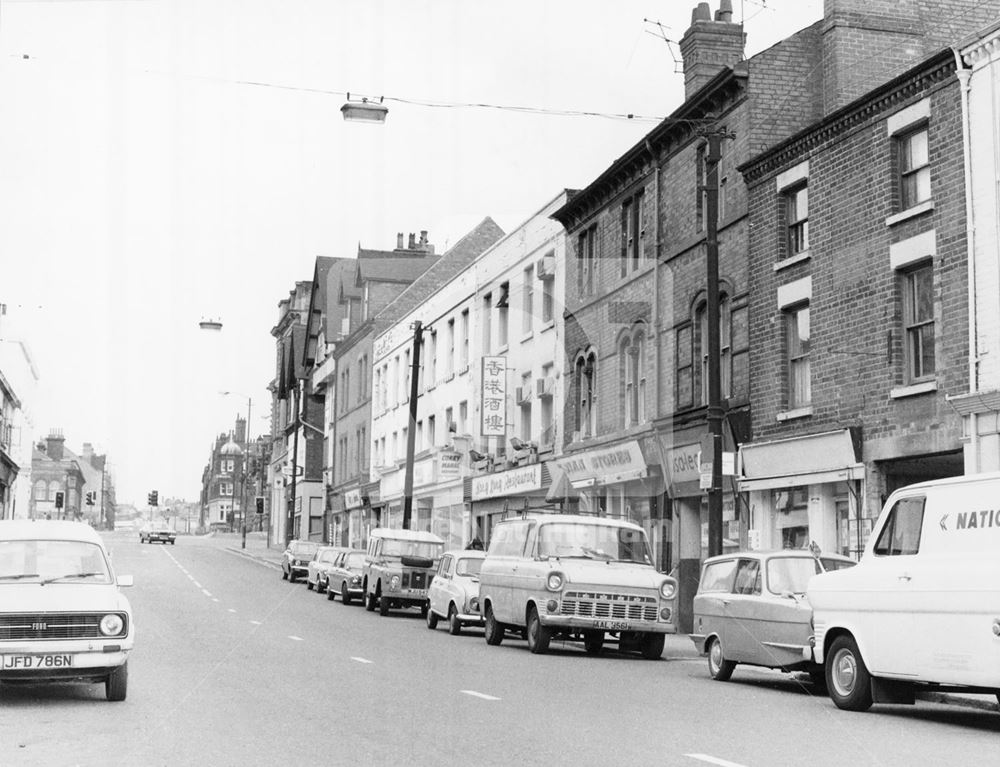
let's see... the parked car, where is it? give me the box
[139,524,176,545]
[690,548,855,685]
[427,549,486,635]
[363,528,444,616]
[810,472,1000,712]
[326,549,366,604]
[306,546,347,592]
[281,540,320,582]
[0,520,135,701]
[478,514,678,658]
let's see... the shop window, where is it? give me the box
[772,487,809,549]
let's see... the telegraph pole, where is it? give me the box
[401,321,424,530]
[286,381,300,546]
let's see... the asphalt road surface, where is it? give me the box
[2,532,998,767]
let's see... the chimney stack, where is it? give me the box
[396,232,404,249]
[408,233,416,249]
[235,416,247,447]
[45,430,65,461]
[679,0,744,100]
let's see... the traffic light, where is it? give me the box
[55,491,64,509]
[148,490,159,507]
[85,491,95,506]
[255,496,264,515]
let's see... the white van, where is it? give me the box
[808,472,1000,711]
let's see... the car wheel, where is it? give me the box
[364,581,376,612]
[378,585,389,616]
[306,578,314,590]
[289,571,297,583]
[426,606,439,630]
[526,605,551,655]
[341,583,352,606]
[420,601,429,619]
[708,636,736,681]
[171,540,175,545]
[317,578,326,594]
[808,667,828,693]
[281,567,289,581]
[447,604,462,636]
[327,582,336,601]
[484,605,504,646]
[105,662,128,702]
[826,635,873,711]
[583,630,604,655]
[639,632,665,660]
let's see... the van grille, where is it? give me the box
[402,571,428,589]
[0,613,128,641]
[560,591,658,622]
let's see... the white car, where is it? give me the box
[426,549,486,635]
[0,520,135,701]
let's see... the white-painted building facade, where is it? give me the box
[370,192,569,547]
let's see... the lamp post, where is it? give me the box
[221,391,252,550]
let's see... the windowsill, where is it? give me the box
[773,250,811,272]
[444,373,455,383]
[496,344,509,355]
[885,199,934,227]
[539,319,555,332]
[520,331,534,343]
[458,365,469,376]
[776,406,813,422]
[890,380,937,399]
[425,384,436,393]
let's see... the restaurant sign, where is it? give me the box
[471,464,542,500]
[480,356,507,437]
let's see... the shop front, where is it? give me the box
[376,452,466,550]
[738,428,865,559]
[467,461,553,546]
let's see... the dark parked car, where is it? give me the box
[326,549,366,604]
[281,540,319,582]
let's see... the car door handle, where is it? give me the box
[721,599,731,606]
[898,574,912,582]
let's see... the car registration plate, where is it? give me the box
[1,654,74,670]
[594,620,630,631]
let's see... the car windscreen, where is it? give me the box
[319,551,340,563]
[344,552,365,569]
[0,539,113,584]
[536,522,652,565]
[292,542,319,556]
[455,557,484,577]
[381,539,442,558]
[766,557,823,595]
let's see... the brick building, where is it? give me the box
[29,431,85,520]
[200,417,247,531]
[737,1,1000,558]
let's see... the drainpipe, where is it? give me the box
[646,138,662,416]
[953,48,979,472]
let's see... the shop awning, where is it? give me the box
[739,428,864,491]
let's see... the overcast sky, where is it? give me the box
[0,0,823,504]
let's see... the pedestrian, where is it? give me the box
[466,536,484,551]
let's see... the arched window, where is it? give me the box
[574,350,598,439]
[33,480,46,500]
[619,326,647,427]
[677,293,748,409]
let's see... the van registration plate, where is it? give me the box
[1,654,73,670]
[594,620,630,631]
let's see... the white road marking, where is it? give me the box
[685,755,749,767]
[193,581,202,588]
[228,608,236,613]
[250,620,262,626]
[460,690,500,701]
[350,657,373,664]
[212,598,219,602]
[288,635,303,641]
[201,589,212,597]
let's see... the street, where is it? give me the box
[2,532,998,767]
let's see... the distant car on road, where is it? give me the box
[427,549,486,635]
[306,546,347,593]
[282,540,319,582]
[690,548,855,686]
[139,525,176,545]
[326,549,366,604]
[0,520,135,701]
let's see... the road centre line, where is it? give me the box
[228,608,236,613]
[460,690,500,701]
[685,754,748,767]
[288,635,303,641]
[350,657,373,664]
[201,589,212,597]
[250,620,261,626]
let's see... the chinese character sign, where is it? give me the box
[481,356,507,437]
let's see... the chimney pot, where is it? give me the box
[716,0,733,22]
[419,230,428,246]
[692,2,711,23]
[396,233,404,249]
[408,233,416,249]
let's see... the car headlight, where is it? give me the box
[469,597,480,612]
[390,575,401,590]
[546,571,565,592]
[100,614,125,637]
[659,580,676,599]
[351,575,361,585]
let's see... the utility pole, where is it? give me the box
[704,129,731,558]
[401,321,424,530]
[286,381,299,546]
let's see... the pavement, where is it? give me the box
[219,531,998,714]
